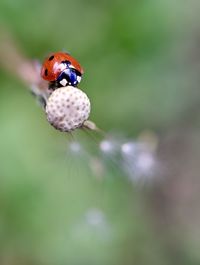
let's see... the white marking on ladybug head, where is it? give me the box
[60,79,68,87]
[77,76,81,83]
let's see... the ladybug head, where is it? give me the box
[57,67,82,87]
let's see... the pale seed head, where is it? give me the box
[45,86,91,132]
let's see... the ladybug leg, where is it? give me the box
[48,81,59,91]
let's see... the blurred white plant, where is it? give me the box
[69,141,82,154]
[69,208,112,243]
[121,141,157,182]
[85,208,107,227]
[100,140,117,154]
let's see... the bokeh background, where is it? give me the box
[0,0,200,264]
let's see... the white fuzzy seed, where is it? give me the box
[45,86,91,132]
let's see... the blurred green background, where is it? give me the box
[0,0,200,264]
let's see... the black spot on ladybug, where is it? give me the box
[48,55,54,61]
[45,69,48,76]
[61,60,71,65]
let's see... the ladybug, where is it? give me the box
[41,52,84,89]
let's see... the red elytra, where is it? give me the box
[41,51,84,82]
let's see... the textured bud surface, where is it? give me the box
[45,86,90,132]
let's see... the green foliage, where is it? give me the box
[0,0,200,264]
